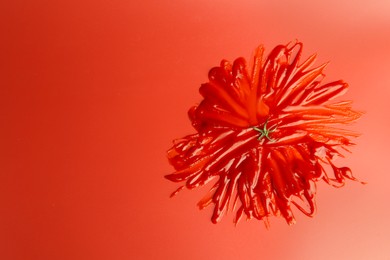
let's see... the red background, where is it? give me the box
[1,0,390,259]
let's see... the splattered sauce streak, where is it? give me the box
[166,41,363,226]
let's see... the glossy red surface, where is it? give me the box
[166,42,362,226]
[2,0,390,259]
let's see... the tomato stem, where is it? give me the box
[253,119,276,142]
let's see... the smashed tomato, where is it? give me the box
[165,41,363,226]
